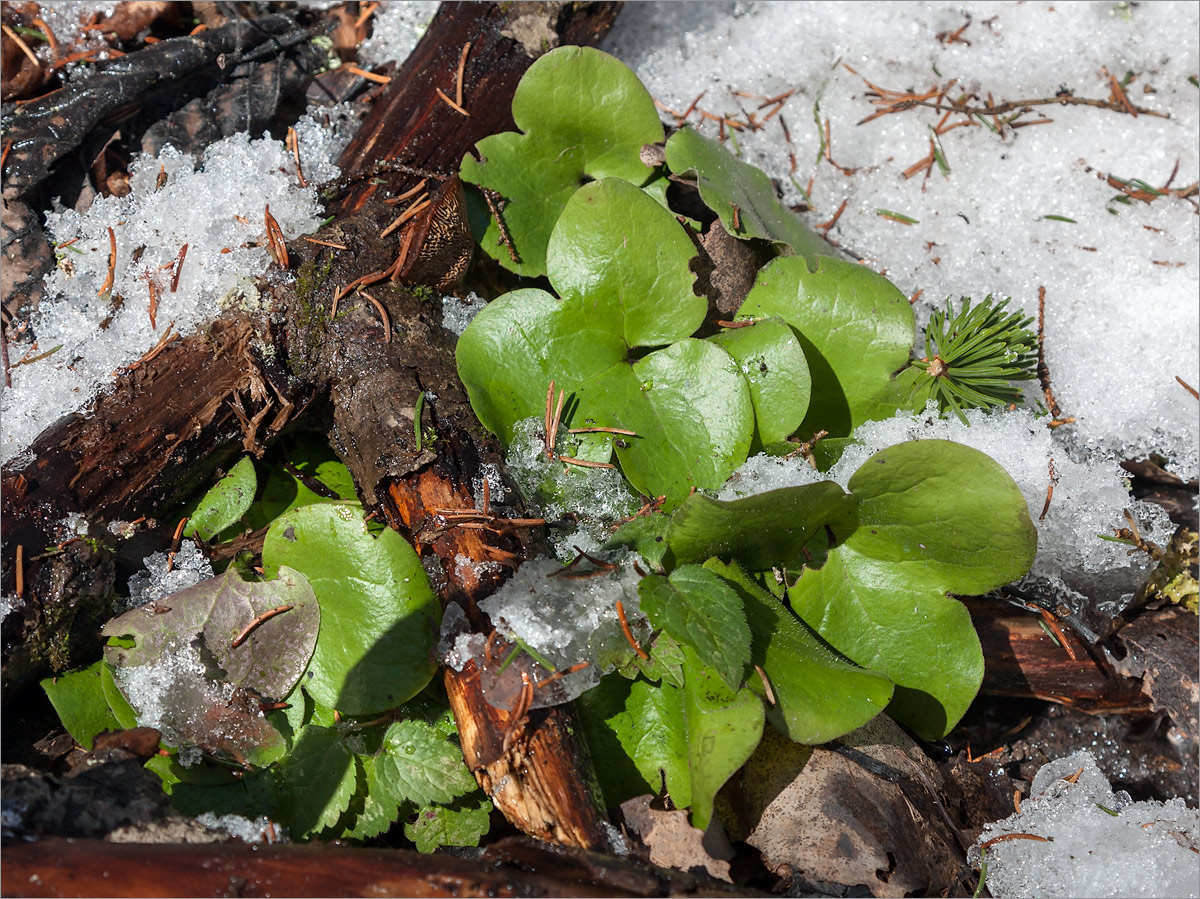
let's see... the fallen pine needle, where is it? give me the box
[435,87,470,116]
[98,226,117,297]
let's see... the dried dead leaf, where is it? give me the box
[619,794,733,883]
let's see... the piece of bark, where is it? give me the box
[967,599,1151,713]
[2,14,315,198]
[0,835,760,899]
[331,1,621,215]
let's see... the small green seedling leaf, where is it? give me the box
[460,46,664,277]
[369,719,478,809]
[664,127,830,259]
[637,565,752,690]
[737,255,915,439]
[41,661,124,750]
[791,440,1037,739]
[405,797,493,853]
[262,503,441,715]
[183,455,256,541]
[664,480,849,570]
[708,317,811,447]
[705,559,893,744]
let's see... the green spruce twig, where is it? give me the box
[907,296,1038,424]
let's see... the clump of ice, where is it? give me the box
[968,750,1198,898]
[196,812,284,844]
[1,105,349,465]
[478,558,651,705]
[357,1,439,66]
[118,542,213,614]
[505,417,641,560]
[441,291,488,337]
[602,1,1200,479]
[114,636,235,753]
[470,461,508,509]
[721,404,1173,617]
[1,595,24,623]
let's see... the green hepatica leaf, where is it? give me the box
[665,481,848,571]
[101,566,319,701]
[549,179,705,346]
[705,560,893,744]
[405,797,493,853]
[737,255,915,439]
[708,318,811,448]
[457,181,754,506]
[638,565,752,690]
[41,661,123,750]
[460,46,664,277]
[370,719,477,809]
[791,440,1037,739]
[665,126,830,259]
[681,645,763,831]
[183,455,256,542]
[262,503,440,716]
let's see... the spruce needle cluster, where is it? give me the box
[908,296,1038,424]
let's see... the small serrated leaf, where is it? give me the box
[638,566,751,690]
[404,798,493,853]
[371,720,476,809]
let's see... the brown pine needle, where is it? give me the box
[980,832,1052,850]
[547,386,566,457]
[1176,376,1199,400]
[342,64,390,84]
[1039,458,1059,522]
[1104,67,1137,117]
[615,600,649,660]
[357,290,391,343]
[15,544,23,598]
[677,89,707,124]
[1064,767,1085,784]
[1038,607,1077,661]
[456,41,471,107]
[567,426,637,436]
[536,661,590,690]
[264,205,289,268]
[354,1,379,30]
[31,17,57,57]
[816,198,848,233]
[388,178,428,205]
[435,87,470,116]
[2,24,40,66]
[146,278,159,330]
[302,236,349,250]
[1037,286,1073,424]
[560,456,616,469]
[380,195,431,238]
[231,605,294,648]
[98,226,117,297]
[544,380,555,456]
[755,664,776,706]
[170,243,188,292]
[286,126,307,187]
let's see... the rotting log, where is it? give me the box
[968,599,1152,714]
[1,0,621,851]
[0,836,762,899]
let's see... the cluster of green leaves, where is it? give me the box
[42,441,490,849]
[457,47,1039,827]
